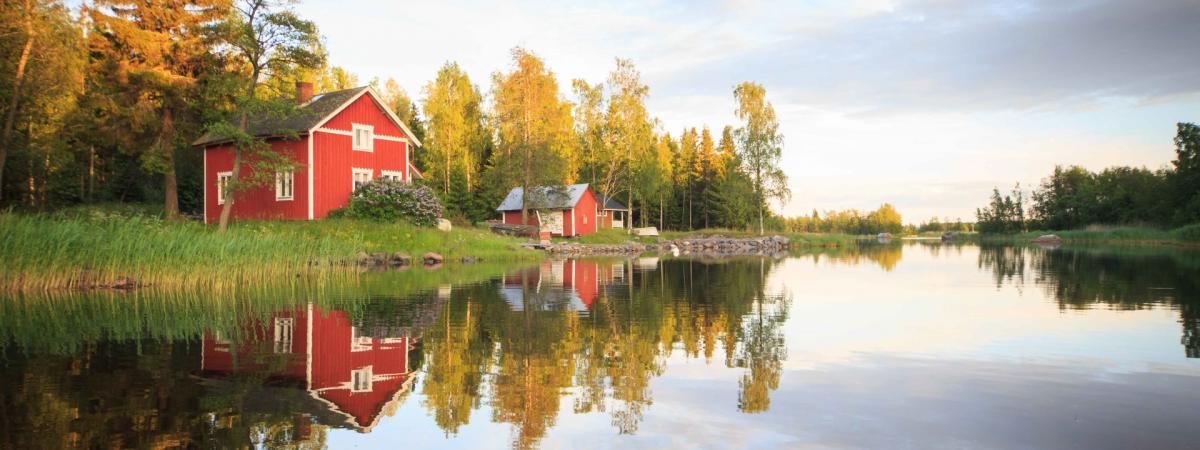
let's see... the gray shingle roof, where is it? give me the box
[597,194,628,211]
[496,184,590,211]
[192,86,369,146]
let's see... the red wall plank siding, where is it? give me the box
[309,308,411,430]
[572,187,599,236]
[200,305,412,431]
[312,94,409,218]
[203,138,309,224]
[320,94,405,137]
[498,187,600,236]
[502,210,540,228]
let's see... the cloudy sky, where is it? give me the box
[297,0,1200,222]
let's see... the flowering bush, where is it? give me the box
[346,179,444,226]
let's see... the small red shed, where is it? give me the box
[194,83,422,223]
[496,183,599,237]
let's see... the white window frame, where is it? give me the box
[380,170,404,183]
[351,366,373,392]
[275,170,294,201]
[216,171,232,205]
[352,168,373,191]
[273,318,294,353]
[352,124,374,151]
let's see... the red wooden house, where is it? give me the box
[496,183,600,236]
[194,82,422,223]
[200,304,416,432]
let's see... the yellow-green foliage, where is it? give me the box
[659,228,862,247]
[0,212,541,292]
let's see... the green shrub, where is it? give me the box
[1172,224,1200,242]
[346,179,444,226]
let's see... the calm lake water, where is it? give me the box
[3,242,1199,449]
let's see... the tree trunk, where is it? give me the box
[217,111,249,233]
[161,109,180,221]
[87,145,95,201]
[216,148,240,232]
[758,202,764,235]
[658,191,663,230]
[627,191,633,233]
[520,144,531,226]
[0,0,35,202]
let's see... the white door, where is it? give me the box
[539,210,564,235]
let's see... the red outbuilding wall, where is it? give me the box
[571,187,599,236]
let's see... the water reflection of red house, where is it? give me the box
[500,259,626,312]
[200,304,415,432]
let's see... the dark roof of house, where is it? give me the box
[597,194,628,211]
[192,86,369,146]
[496,184,591,211]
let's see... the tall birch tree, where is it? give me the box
[733,81,788,234]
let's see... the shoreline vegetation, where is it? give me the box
[4,205,1197,293]
[0,207,865,293]
[972,225,1200,248]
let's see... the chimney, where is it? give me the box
[296,81,314,105]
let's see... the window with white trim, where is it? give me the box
[275,171,294,200]
[273,318,294,353]
[352,168,373,191]
[216,171,232,205]
[352,124,373,151]
[380,170,404,183]
[351,366,373,392]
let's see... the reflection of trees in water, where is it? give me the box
[796,244,904,271]
[977,245,1200,357]
[0,340,329,449]
[412,257,789,448]
[0,258,791,450]
[977,243,1027,288]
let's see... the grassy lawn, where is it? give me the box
[0,206,541,291]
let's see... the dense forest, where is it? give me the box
[0,0,790,232]
[976,123,1200,233]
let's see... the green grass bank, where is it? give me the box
[0,209,542,292]
[975,224,1200,247]
[1,205,870,292]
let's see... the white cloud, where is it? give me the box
[297,0,1200,223]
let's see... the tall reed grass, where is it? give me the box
[0,212,540,292]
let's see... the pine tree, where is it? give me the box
[86,0,225,220]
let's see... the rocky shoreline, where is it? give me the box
[543,235,792,256]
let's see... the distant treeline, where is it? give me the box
[977,122,1200,233]
[782,203,906,235]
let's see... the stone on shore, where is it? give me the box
[423,252,444,265]
[1032,234,1063,246]
[390,252,412,265]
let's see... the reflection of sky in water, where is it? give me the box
[334,244,1200,449]
[772,246,1197,371]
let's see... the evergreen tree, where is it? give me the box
[85,0,224,219]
